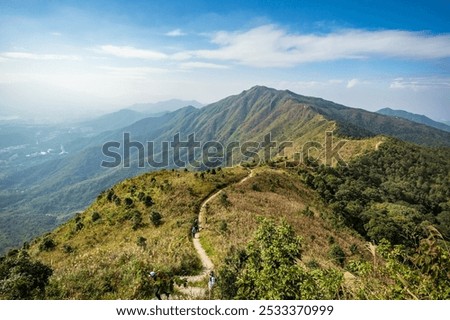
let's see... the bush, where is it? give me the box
[39,238,56,252]
[301,206,314,217]
[329,244,346,267]
[150,211,162,227]
[350,243,358,255]
[132,211,143,230]
[136,236,147,249]
[0,251,53,299]
[306,259,320,269]
[106,189,115,202]
[92,211,101,222]
[251,183,261,192]
[219,220,228,233]
[62,244,74,254]
[143,195,154,207]
[75,221,84,232]
[220,192,231,207]
[124,197,134,208]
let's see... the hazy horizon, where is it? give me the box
[1,0,449,122]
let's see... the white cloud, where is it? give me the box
[346,79,359,88]
[51,32,62,36]
[180,61,229,69]
[191,25,450,67]
[92,25,450,68]
[390,77,450,90]
[99,66,169,78]
[0,51,81,61]
[165,29,186,37]
[96,45,168,60]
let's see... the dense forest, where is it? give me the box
[301,138,450,246]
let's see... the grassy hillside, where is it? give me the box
[25,167,247,299]
[200,166,369,269]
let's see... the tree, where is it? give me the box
[376,227,450,299]
[218,218,344,300]
[235,219,304,299]
[0,251,53,299]
[329,244,346,267]
[150,211,162,227]
[132,211,143,230]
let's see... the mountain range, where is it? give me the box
[377,107,450,132]
[1,86,449,254]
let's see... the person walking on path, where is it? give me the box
[208,271,216,299]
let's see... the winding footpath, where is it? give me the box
[177,169,254,298]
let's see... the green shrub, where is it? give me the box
[75,221,84,232]
[349,243,358,255]
[219,220,228,233]
[124,197,134,208]
[220,192,231,207]
[136,236,147,249]
[39,238,56,252]
[150,211,162,227]
[329,244,346,267]
[132,211,143,230]
[92,211,101,222]
[62,244,74,254]
[306,259,320,269]
[0,251,53,299]
[251,183,261,192]
[143,195,154,207]
[301,206,314,217]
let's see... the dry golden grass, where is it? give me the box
[200,167,369,271]
[27,167,248,299]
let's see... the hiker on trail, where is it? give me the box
[149,271,173,300]
[191,218,199,239]
[208,271,216,298]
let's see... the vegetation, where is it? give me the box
[26,167,247,299]
[218,219,343,299]
[0,250,53,299]
[303,138,450,246]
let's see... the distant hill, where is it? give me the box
[129,99,203,113]
[78,99,203,134]
[78,109,150,133]
[377,107,450,133]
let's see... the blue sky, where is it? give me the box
[0,0,449,121]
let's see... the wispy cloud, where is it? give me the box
[180,61,229,69]
[390,77,450,90]
[0,51,81,61]
[96,45,168,60]
[92,25,450,68]
[165,29,186,37]
[99,66,169,78]
[192,25,450,67]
